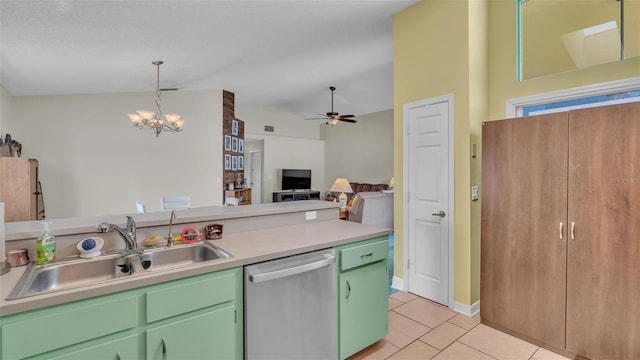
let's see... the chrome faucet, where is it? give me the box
[166,210,177,247]
[96,216,144,276]
[96,216,139,251]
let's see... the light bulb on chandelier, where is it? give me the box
[128,61,184,137]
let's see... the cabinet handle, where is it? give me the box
[360,252,373,258]
[162,337,167,360]
[346,280,351,299]
[571,222,575,240]
[559,222,563,240]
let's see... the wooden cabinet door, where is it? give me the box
[566,102,640,359]
[0,157,37,222]
[481,113,568,349]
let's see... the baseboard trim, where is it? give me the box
[391,276,404,291]
[453,300,480,317]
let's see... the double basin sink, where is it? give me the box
[7,243,232,300]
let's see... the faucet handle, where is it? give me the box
[96,223,109,233]
[126,216,136,238]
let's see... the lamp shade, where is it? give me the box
[330,178,353,193]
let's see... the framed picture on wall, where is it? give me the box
[238,155,244,170]
[224,154,231,170]
[239,139,244,153]
[232,137,238,152]
[224,135,231,151]
[232,155,238,170]
[232,119,239,136]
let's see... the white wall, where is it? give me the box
[0,85,18,139]
[237,107,321,140]
[13,90,223,219]
[245,133,325,203]
[321,109,394,191]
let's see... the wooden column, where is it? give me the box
[222,90,245,201]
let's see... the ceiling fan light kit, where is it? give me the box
[128,61,184,137]
[306,86,357,126]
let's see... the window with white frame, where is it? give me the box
[506,77,640,118]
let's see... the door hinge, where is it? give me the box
[234,309,237,324]
[407,258,410,269]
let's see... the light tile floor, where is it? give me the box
[348,292,571,360]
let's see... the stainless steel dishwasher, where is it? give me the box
[244,248,337,360]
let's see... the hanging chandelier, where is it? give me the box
[128,61,184,137]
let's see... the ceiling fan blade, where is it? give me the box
[338,114,355,118]
[339,118,357,123]
[305,117,329,120]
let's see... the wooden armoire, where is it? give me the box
[481,101,640,359]
[0,157,44,222]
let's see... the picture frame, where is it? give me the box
[224,135,231,151]
[231,155,238,170]
[232,137,238,152]
[224,154,231,170]
[238,155,244,170]
[232,119,238,136]
[239,139,244,153]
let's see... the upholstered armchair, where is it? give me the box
[347,191,393,229]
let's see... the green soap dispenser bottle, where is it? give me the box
[36,222,56,265]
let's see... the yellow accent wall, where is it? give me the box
[489,0,640,119]
[394,0,639,307]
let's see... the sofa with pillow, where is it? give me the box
[347,191,393,229]
[325,182,389,205]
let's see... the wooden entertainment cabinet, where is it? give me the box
[272,190,321,202]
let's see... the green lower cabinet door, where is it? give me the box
[339,260,389,359]
[146,305,237,360]
[49,334,139,360]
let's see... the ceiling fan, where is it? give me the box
[306,86,357,125]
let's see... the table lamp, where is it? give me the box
[330,178,353,211]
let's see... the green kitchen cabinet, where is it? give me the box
[145,267,243,360]
[0,294,140,360]
[336,236,389,360]
[146,306,237,360]
[48,334,139,360]
[0,267,243,360]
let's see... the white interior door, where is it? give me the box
[249,151,262,204]
[403,94,453,307]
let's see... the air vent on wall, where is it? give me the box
[264,125,274,132]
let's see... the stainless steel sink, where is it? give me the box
[7,243,232,300]
[141,243,232,272]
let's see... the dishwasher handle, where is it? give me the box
[249,253,335,283]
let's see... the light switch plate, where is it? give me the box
[471,186,479,201]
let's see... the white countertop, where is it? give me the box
[1,219,391,316]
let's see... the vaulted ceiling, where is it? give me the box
[0,0,419,120]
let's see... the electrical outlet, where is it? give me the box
[305,211,317,220]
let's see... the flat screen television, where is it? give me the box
[281,169,311,190]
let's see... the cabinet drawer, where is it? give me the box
[146,270,236,323]
[2,296,138,359]
[49,334,139,360]
[339,238,388,272]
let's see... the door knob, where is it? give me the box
[432,210,446,218]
